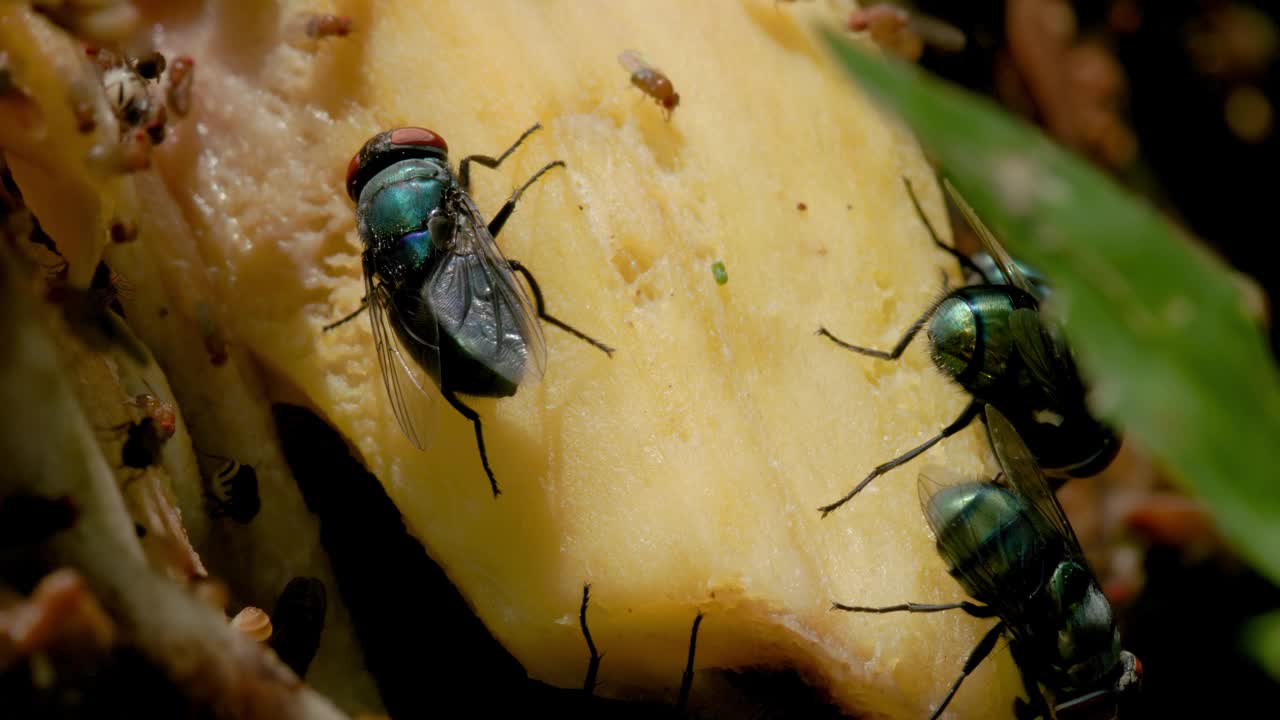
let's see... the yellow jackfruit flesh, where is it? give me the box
[5,1,1026,717]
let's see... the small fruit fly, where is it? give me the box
[304,13,353,39]
[126,388,176,442]
[847,4,967,62]
[618,50,680,120]
[165,55,194,118]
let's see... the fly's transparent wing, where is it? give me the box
[907,12,967,53]
[984,405,1085,558]
[426,191,547,390]
[915,462,970,524]
[365,266,441,449]
[617,49,649,75]
[1009,308,1084,408]
[943,177,1038,296]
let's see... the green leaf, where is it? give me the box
[1244,610,1280,681]
[817,28,1280,585]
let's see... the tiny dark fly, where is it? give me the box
[833,406,1141,720]
[165,55,194,118]
[846,3,967,62]
[816,178,1119,516]
[200,451,260,524]
[105,416,163,476]
[125,380,176,442]
[94,46,168,144]
[327,123,614,497]
[107,385,173,476]
[304,13,353,39]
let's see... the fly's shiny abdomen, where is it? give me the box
[927,286,1026,392]
[1043,561,1125,694]
[357,159,449,277]
[1022,414,1122,480]
[927,483,1044,604]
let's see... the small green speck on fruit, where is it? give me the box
[711,261,728,285]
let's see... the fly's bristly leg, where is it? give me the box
[830,600,997,618]
[817,297,939,361]
[903,176,985,280]
[441,388,499,497]
[678,612,704,712]
[930,622,1006,720]
[323,296,369,332]
[508,260,615,357]
[580,584,602,696]
[818,400,982,517]
[459,122,545,192]
[487,160,566,238]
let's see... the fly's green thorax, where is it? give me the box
[358,159,449,276]
[927,287,1021,391]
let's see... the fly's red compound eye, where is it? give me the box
[347,127,449,201]
[345,151,363,196]
[389,126,448,153]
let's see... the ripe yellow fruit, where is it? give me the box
[5,1,1023,716]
